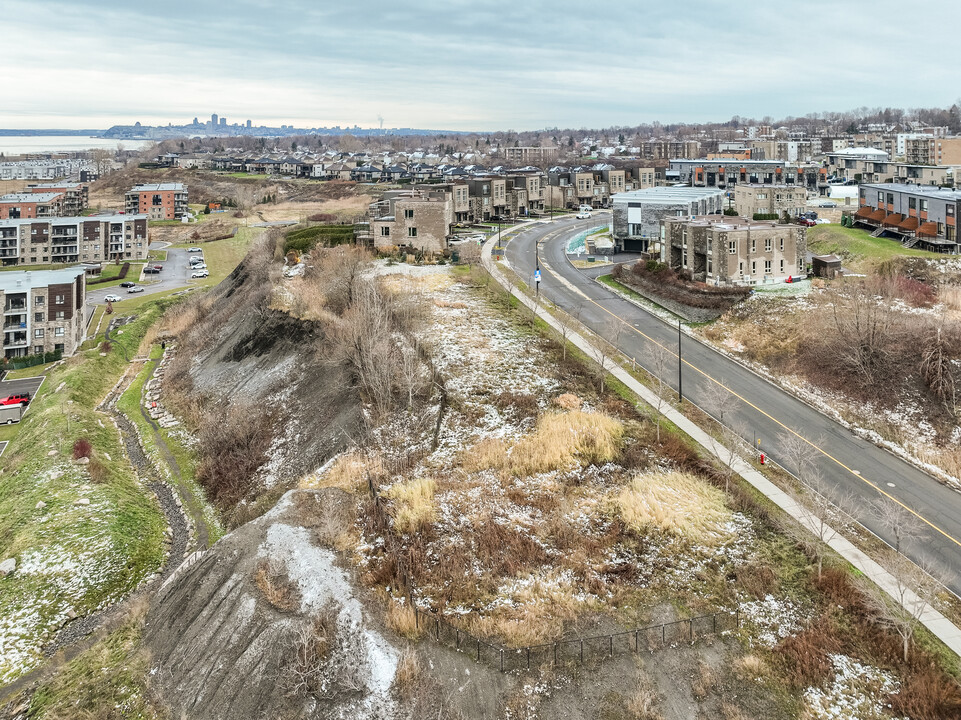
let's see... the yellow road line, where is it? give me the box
[528,229,961,550]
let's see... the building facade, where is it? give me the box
[611,187,725,253]
[501,146,558,166]
[669,159,826,191]
[733,184,807,218]
[124,183,189,220]
[660,216,806,285]
[369,190,453,253]
[0,192,65,220]
[0,267,86,358]
[0,214,149,266]
[26,182,88,215]
[854,183,960,253]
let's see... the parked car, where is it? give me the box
[143,267,160,274]
[104,293,122,302]
[187,247,203,252]
[576,211,592,219]
[800,211,818,220]
[191,270,209,278]
[188,257,204,265]
[818,201,838,208]
[796,218,817,227]
[815,218,832,224]
[119,281,136,288]
[0,393,30,406]
[191,263,207,270]
[127,286,145,294]
[152,264,163,270]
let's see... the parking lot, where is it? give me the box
[0,374,45,423]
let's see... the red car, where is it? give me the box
[152,265,163,270]
[796,218,816,227]
[0,393,30,406]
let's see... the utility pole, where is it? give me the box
[677,320,683,402]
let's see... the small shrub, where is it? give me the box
[254,559,300,612]
[382,477,436,534]
[99,341,112,353]
[301,451,381,494]
[494,390,539,419]
[736,562,777,600]
[553,392,581,410]
[72,438,93,460]
[391,648,424,702]
[775,620,841,688]
[890,661,961,719]
[88,458,109,484]
[385,601,424,640]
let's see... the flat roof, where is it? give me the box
[861,183,961,200]
[670,158,787,166]
[0,266,85,293]
[27,182,82,189]
[0,213,147,227]
[127,183,185,192]
[0,192,63,203]
[613,186,724,204]
[664,214,794,230]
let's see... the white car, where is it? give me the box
[190,263,207,270]
[191,270,209,278]
[104,294,122,303]
[576,212,592,219]
[187,246,203,252]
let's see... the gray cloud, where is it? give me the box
[3,0,960,130]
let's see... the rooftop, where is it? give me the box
[0,266,85,293]
[127,183,186,192]
[0,192,63,203]
[613,186,725,204]
[861,183,961,200]
[0,213,147,227]
[665,215,794,230]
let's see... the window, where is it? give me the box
[779,238,784,251]
[751,239,756,253]
[380,226,390,237]
[34,312,43,322]
[682,252,688,267]
[35,296,43,305]
[55,311,64,320]
[34,345,43,354]
[764,260,772,274]
[765,238,772,252]
[920,199,928,212]
[948,206,955,217]
[404,208,414,219]
[54,327,64,337]
[878,192,884,203]
[728,240,737,254]
[909,197,916,210]
[55,295,64,304]
[34,329,44,338]
[407,227,417,238]
[780,259,785,273]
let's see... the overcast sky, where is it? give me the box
[4,0,960,132]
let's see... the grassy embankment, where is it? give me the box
[807,224,942,272]
[0,298,175,684]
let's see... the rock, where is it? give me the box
[99,353,107,357]
[0,558,16,576]
[76,456,90,465]
[66,608,77,619]
[35,501,46,510]
[47,449,57,457]
[74,498,90,506]
[103,452,111,461]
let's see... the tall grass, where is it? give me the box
[616,471,732,545]
[381,477,436,534]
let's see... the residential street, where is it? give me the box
[506,215,961,596]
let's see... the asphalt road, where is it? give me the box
[506,214,961,596]
[85,243,200,327]
[0,375,44,402]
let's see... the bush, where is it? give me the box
[196,404,274,510]
[99,341,112,353]
[752,213,780,221]
[73,438,93,460]
[284,224,355,254]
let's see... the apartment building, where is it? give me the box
[747,139,817,162]
[0,159,93,181]
[637,140,701,160]
[501,146,558,166]
[733,184,807,218]
[369,189,453,253]
[0,267,86,359]
[611,186,725,253]
[854,183,960,253]
[905,137,961,166]
[669,159,826,191]
[826,148,896,183]
[467,177,508,220]
[894,164,956,187]
[660,216,806,285]
[628,167,657,190]
[0,214,149,266]
[0,192,65,220]
[26,182,88,215]
[124,182,189,220]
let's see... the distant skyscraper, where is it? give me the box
[193,117,198,125]
[246,119,252,128]
[211,113,218,126]
[220,117,226,126]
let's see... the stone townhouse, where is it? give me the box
[660,215,806,285]
[507,172,546,213]
[0,214,149,266]
[415,182,470,223]
[733,184,807,218]
[0,267,86,359]
[369,189,453,253]
[467,177,507,220]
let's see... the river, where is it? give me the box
[0,135,155,156]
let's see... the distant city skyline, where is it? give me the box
[4,0,961,132]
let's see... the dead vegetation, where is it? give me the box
[255,559,300,612]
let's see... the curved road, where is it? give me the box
[506,214,961,596]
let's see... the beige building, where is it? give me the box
[0,266,86,359]
[629,167,657,190]
[733,184,807,218]
[502,146,558,166]
[0,214,149,266]
[369,190,453,252]
[661,215,806,285]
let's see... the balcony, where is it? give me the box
[4,300,26,314]
[3,319,26,330]
[3,332,28,348]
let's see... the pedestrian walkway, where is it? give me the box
[482,235,961,660]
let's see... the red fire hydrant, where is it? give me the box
[759,452,766,465]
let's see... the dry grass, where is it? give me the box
[300,451,382,494]
[385,601,424,640]
[691,660,715,700]
[733,654,770,681]
[391,648,424,702]
[615,471,733,545]
[464,410,623,476]
[627,683,664,720]
[553,392,582,410]
[940,285,961,312]
[381,477,437,534]
[254,560,300,612]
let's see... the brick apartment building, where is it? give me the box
[660,215,806,285]
[854,183,960,253]
[0,267,86,359]
[733,184,807,218]
[669,159,827,192]
[124,183,189,220]
[0,214,149,266]
[501,146,558,166]
[905,137,961,166]
[0,192,65,220]
[26,182,88,215]
[369,189,453,253]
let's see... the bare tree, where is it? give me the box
[704,379,748,492]
[457,241,482,268]
[91,148,113,178]
[871,497,926,556]
[803,468,852,581]
[500,270,517,314]
[648,342,673,445]
[920,322,957,414]
[589,319,622,393]
[555,304,581,362]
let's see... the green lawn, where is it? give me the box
[807,225,942,271]
[0,298,176,683]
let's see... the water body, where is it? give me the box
[0,136,154,156]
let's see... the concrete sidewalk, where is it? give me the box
[482,234,961,660]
